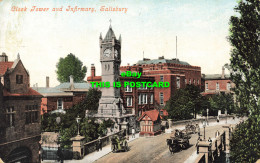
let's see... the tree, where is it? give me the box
[166,85,205,120]
[41,88,102,147]
[207,93,235,116]
[56,53,87,83]
[228,0,260,162]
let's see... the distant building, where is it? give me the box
[138,109,161,136]
[202,66,235,96]
[0,53,42,163]
[33,76,91,114]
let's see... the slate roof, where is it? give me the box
[32,82,91,97]
[0,62,13,75]
[55,82,91,90]
[32,87,73,97]
[3,88,42,97]
[204,74,231,80]
[136,59,190,66]
[104,26,116,40]
[138,109,160,122]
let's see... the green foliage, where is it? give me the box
[56,53,87,83]
[80,118,99,142]
[166,84,206,120]
[228,0,260,162]
[207,93,235,116]
[98,119,114,136]
[230,114,260,162]
[82,88,102,111]
[41,88,102,147]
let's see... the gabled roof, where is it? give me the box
[138,110,160,121]
[0,62,13,75]
[104,26,116,40]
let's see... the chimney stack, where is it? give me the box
[91,64,95,77]
[46,76,49,88]
[221,66,225,79]
[70,75,74,85]
[0,52,8,62]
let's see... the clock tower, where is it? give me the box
[97,25,125,118]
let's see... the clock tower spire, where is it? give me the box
[97,24,124,118]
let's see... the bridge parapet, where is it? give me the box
[195,131,226,163]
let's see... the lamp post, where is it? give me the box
[206,108,209,125]
[76,116,81,136]
[203,120,206,140]
[225,109,227,124]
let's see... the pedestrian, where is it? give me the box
[215,130,220,137]
[98,136,102,151]
[132,127,135,138]
[217,115,220,123]
[208,137,212,142]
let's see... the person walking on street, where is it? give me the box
[132,128,135,138]
[98,136,102,151]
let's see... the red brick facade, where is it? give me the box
[0,53,42,163]
[34,76,89,115]
[138,109,162,136]
[121,58,201,106]
[202,68,235,95]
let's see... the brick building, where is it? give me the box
[202,67,235,96]
[138,109,161,136]
[33,76,91,114]
[0,53,42,163]
[128,56,201,106]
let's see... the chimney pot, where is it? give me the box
[46,76,49,88]
[70,75,74,84]
[221,66,225,79]
[91,64,96,77]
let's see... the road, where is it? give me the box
[95,124,230,163]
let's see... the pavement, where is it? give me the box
[42,116,246,163]
[42,133,139,163]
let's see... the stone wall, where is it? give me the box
[83,130,124,156]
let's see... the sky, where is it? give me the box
[0,0,238,87]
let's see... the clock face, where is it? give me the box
[115,49,118,58]
[103,49,111,57]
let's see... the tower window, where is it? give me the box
[176,77,180,89]
[160,76,164,82]
[160,92,164,105]
[126,96,132,107]
[16,75,23,84]
[6,107,15,127]
[125,83,132,92]
[25,105,39,124]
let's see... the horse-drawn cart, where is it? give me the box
[166,129,191,154]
